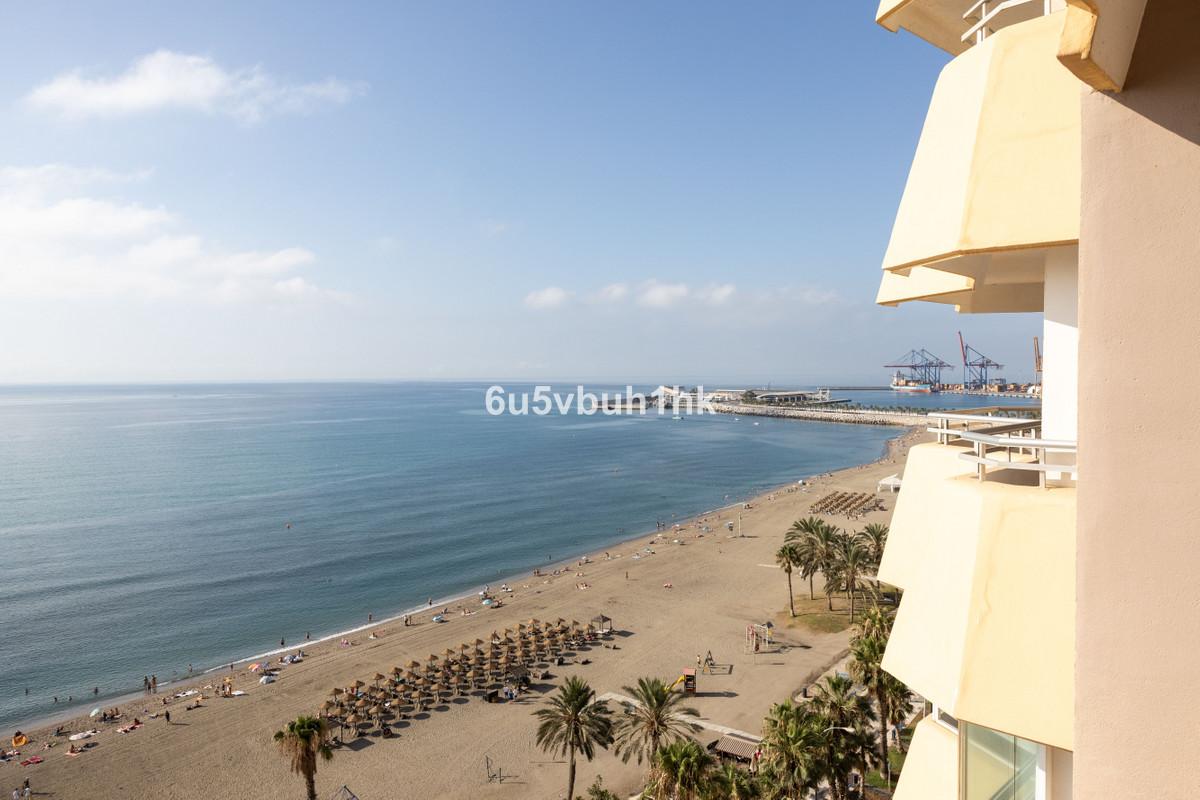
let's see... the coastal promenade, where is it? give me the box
[709,402,925,427]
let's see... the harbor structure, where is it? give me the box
[870,1,1199,798]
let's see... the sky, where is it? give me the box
[0,1,1041,386]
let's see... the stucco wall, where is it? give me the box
[1075,0,1200,797]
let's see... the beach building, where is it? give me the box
[871,1,1199,798]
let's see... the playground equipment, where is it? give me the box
[669,668,697,694]
[745,623,773,654]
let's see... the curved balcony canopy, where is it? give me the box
[879,442,1075,750]
[877,13,1080,313]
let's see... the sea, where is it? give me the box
[0,382,1036,731]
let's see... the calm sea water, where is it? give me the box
[0,383,1030,731]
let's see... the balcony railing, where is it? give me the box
[927,411,1076,488]
[962,0,1053,46]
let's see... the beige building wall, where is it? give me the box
[1076,0,1200,797]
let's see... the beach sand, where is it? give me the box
[4,428,922,800]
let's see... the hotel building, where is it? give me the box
[871,1,1199,797]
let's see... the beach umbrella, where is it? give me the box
[354,698,369,709]
[373,672,386,685]
[369,704,383,717]
[331,687,344,696]
[352,679,366,690]
[427,654,439,663]
[406,659,421,670]
[321,700,336,710]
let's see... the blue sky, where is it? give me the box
[0,1,1040,385]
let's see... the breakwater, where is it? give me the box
[710,402,925,427]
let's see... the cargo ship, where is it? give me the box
[891,373,935,393]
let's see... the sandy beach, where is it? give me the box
[3,427,922,800]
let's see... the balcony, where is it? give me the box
[877,0,1148,92]
[877,420,1075,750]
[875,12,1080,313]
[929,411,1077,487]
[877,0,1058,55]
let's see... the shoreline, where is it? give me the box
[9,425,922,800]
[7,427,918,740]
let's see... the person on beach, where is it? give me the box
[164,710,170,724]
[280,637,285,648]
[151,675,157,694]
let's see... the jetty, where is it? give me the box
[708,402,924,427]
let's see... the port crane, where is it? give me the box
[884,349,952,387]
[958,332,1004,389]
[1033,336,1043,384]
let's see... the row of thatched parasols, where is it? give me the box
[319,618,601,737]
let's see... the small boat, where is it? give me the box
[752,421,760,426]
[672,415,683,421]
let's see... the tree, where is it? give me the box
[585,775,621,800]
[856,523,889,572]
[613,677,701,777]
[849,632,893,783]
[809,675,876,800]
[533,677,614,800]
[855,605,894,644]
[775,544,801,617]
[831,533,872,621]
[786,517,838,608]
[712,763,759,800]
[759,701,828,800]
[645,738,714,800]
[272,715,333,800]
[882,676,913,755]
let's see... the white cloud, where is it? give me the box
[636,281,690,308]
[25,50,365,123]
[523,286,572,309]
[0,164,342,303]
[695,283,736,306]
[593,283,629,303]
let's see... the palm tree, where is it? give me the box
[775,544,800,616]
[759,701,828,800]
[832,533,871,621]
[613,677,701,772]
[854,605,894,645]
[533,676,614,800]
[646,738,715,800]
[712,762,759,800]
[809,675,877,800]
[856,523,888,567]
[787,518,839,608]
[882,676,913,755]
[272,715,333,800]
[849,632,892,782]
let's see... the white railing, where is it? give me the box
[927,410,1074,487]
[961,0,1054,46]
[927,410,1041,445]
[957,429,1077,487]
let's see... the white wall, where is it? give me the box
[1042,246,1078,442]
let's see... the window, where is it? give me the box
[960,721,1039,800]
